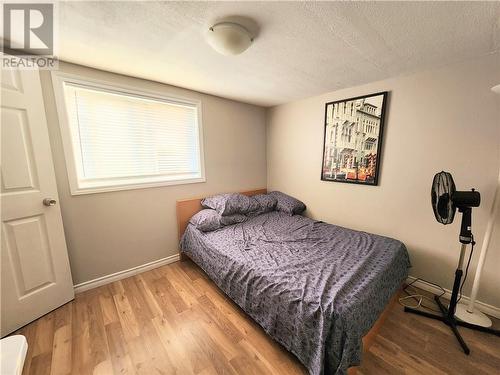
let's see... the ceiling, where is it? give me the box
[57,1,500,107]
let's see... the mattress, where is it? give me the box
[180,211,410,375]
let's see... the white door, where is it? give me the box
[1,63,74,337]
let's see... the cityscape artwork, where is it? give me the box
[321,92,387,185]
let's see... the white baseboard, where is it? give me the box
[406,276,500,319]
[73,253,180,293]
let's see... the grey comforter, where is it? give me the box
[180,211,410,375]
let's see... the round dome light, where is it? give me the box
[207,22,253,56]
[492,84,500,94]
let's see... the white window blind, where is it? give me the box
[57,79,204,194]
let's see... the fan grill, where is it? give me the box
[431,171,456,224]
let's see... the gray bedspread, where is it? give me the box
[180,211,410,375]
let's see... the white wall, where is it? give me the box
[40,62,267,285]
[267,53,500,308]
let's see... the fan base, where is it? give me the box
[454,303,492,327]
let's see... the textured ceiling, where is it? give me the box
[57,1,500,107]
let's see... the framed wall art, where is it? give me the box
[321,91,388,185]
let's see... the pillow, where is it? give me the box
[269,191,306,215]
[189,209,221,232]
[250,194,277,215]
[189,209,246,232]
[201,193,258,216]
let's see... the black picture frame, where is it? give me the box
[321,91,388,186]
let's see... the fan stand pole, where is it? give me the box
[404,208,500,354]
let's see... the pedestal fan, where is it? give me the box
[404,171,500,354]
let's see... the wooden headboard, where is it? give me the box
[176,188,267,241]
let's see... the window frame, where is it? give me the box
[51,71,206,195]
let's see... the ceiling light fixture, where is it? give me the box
[207,22,253,56]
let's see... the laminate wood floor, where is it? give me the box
[13,260,500,375]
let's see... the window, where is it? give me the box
[52,73,204,194]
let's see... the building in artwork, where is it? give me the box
[323,98,382,182]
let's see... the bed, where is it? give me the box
[177,189,410,375]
